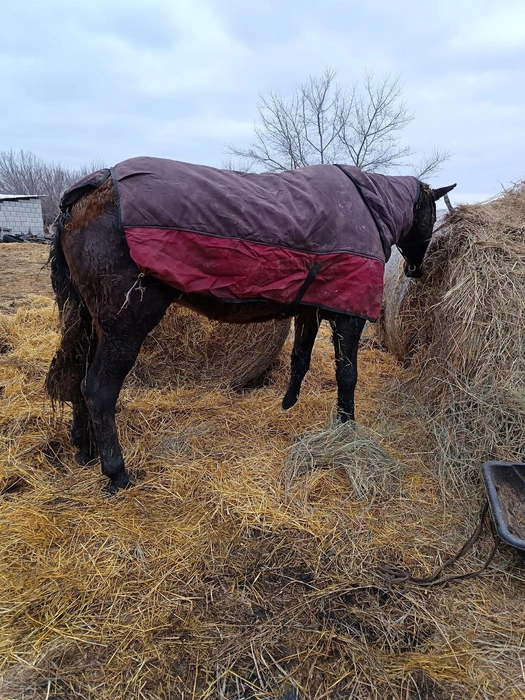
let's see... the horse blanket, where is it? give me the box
[61,157,420,321]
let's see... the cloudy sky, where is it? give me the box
[2,0,524,205]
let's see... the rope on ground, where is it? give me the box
[378,501,499,589]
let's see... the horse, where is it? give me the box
[45,157,455,492]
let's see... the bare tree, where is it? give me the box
[227,69,448,177]
[220,156,255,172]
[411,146,451,180]
[0,150,104,228]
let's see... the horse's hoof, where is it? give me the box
[105,472,131,495]
[282,393,298,410]
[75,448,98,467]
[104,482,119,497]
[336,411,355,424]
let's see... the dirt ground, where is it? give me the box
[0,243,52,312]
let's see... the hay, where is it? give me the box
[284,421,404,499]
[377,182,525,484]
[130,305,291,389]
[1,265,525,696]
[377,247,414,363]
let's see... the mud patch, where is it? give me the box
[318,586,435,652]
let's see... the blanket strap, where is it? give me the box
[292,262,323,304]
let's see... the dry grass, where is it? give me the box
[0,244,52,314]
[1,232,525,698]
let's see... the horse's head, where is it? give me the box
[398,183,456,278]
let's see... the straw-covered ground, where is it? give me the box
[0,243,524,699]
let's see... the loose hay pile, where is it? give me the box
[1,248,525,698]
[378,182,525,484]
[130,307,291,389]
[284,421,404,499]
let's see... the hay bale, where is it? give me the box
[129,305,291,389]
[376,247,414,363]
[376,182,525,475]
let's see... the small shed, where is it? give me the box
[0,194,45,239]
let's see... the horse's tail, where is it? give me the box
[47,212,76,311]
[45,213,96,404]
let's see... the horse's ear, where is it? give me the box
[432,184,456,201]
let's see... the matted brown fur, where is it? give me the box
[67,177,115,231]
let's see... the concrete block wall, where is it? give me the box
[0,198,44,237]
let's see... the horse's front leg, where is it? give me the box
[282,309,321,410]
[330,315,366,422]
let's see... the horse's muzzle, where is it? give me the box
[404,263,423,279]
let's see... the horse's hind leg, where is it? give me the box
[330,314,366,422]
[282,309,321,410]
[60,201,176,491]
[71,397,97,466]
[68,302,99,465]
[80,279,174,492]
[82,335,141,491]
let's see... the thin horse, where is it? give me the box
[46,158,455,492]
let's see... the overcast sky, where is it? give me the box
[2,0,524,205]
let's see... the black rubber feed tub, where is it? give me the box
[482,461,525,560]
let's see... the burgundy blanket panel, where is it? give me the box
[125,226,385,319]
